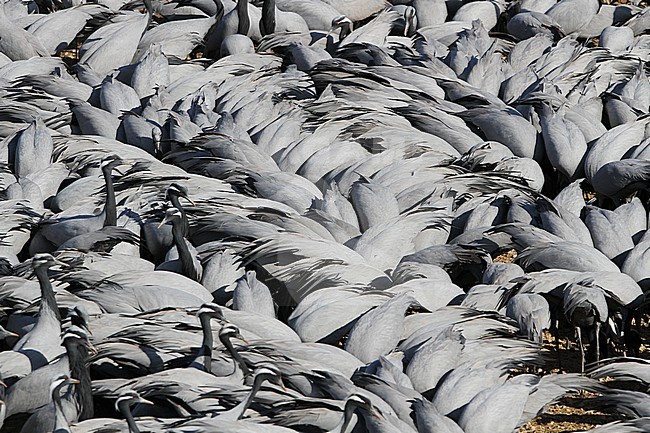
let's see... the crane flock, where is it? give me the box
[0,0,649,432]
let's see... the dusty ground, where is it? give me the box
[520,397,622,433]
[494,248,518,263]
[494,249,650,432]
[519,321,650,433]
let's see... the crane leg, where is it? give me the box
[595,321,601,365]
[552,319,562,371]
[576,326,584,374]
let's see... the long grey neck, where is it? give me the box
[236,0,250,35]
[219,333,251,377]
[53,385,71,433]
[34,265,61,321]
[171,219,195,279]
[144,0,154,27]
[190,313,214,372]
[260,0,275,36]
[334,400,360,433]
[229,372,266,420]
[213,0,224,21]
[119,400,140,433]
[67,343,93,420]
[101,167,117,227]
[340,22,352,40]
[169,195,189,236]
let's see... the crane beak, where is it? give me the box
[52,258,69,269]
[69,378,80,385]
[183,195,196,206]
[82,324,93,336]
[157,215,171,229]
[3,330,19,339]
[114,160,135,176]
[325,24,342,41]
[138,397,154,405]
[0,380,6,388]
[85,341,98,356]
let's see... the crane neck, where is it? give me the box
[225,371,268,420]
[236,0,250,35]
[170,218,196,281]
[260,0,276,36]
[337,399,361,433]
[219,332,251,377]
[214,0,224,21]
[169,195,189,237]
[118,399,141,433]
[66,342,93,420]
[101,167,117,227]
[34,265,61,321]
[339,22,352,40]
[190,313,214,372]
[144,0,154,28]
[52,384,71,433]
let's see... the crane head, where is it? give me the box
[328,15,353,40]
[254,363,284,389]
[219,323,247,344]
[345,393,380,419]
[68,306,92,335]
[197,303,225,320]
[158,207,182,228]
[50,374,80,398]
[32,253,65,270]
[100,154,132,175]
[166,183,195,206]
[62,325,97,355]
[115,389,153,411]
